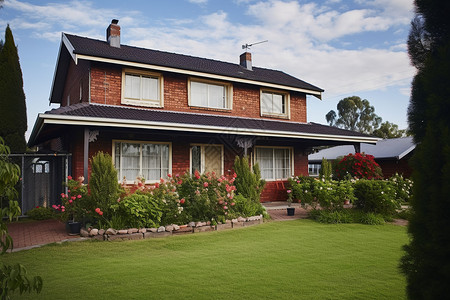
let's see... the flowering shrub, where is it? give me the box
[353,179,400,215]
[54,176,88,222]
[26,206,55,220]
[335,153,383,180]
[388,173,413,203]
[289,176,316,206]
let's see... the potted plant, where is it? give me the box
[286,189,295,216]
[55,176,88,235]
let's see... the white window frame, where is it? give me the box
[260,89,290,118]
[254,146,294,181]
[188,77,233,110]
[112,140,172,184]
[308,163,321,177]
[189,144,224,175]
[121,69,164,108]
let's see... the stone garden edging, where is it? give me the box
[79,215,264,241]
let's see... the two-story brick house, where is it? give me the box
[28,20,378,202]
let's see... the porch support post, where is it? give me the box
[353,143,361,153]
[83,128,89,184]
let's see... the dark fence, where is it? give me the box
[9,153,71,216]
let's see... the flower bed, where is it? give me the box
[79,215,264,241]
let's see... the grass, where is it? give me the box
[2,220,408,300]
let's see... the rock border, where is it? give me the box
[80,215,264,241]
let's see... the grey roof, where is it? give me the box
[309,137,415,162]
[50,33,323,104]
[29,103,378,146]
[45,103,370,137]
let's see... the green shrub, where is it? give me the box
[113,193,163,228]
[26,207,54,220]
[396,208,412,220]
[233,156,265,203]
[228,194,264,218]
[335,153,383,180]
[319,158,333,180]
[289,176,316,205]
[388,173,413,203]
[357,212,385,225]
[353,179,400,215]
[309,209,353,224]
[89,152,123,219]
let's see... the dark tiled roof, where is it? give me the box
[65,34,323,93]
[46,103,372,139]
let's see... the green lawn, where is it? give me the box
[2,220,408,300]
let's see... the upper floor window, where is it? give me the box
[189,78,232,110]
[261,90,289,118]
[122,69,163,107]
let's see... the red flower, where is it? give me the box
[67,175,72,180]
[180,198,185,204]
[155,182,160,188]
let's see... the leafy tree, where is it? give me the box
[407,15,431,70]
[399,0,450,298]
[373,121,408,139]
[326,96,382,134]
[0,137,43,298]
[0,25,27,153]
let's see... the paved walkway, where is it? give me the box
[263,202,310,221]
[5,202,308,252]
[6,219,83,252]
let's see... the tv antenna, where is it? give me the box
[242,40,268,51]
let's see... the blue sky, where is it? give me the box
[0,0,416,140]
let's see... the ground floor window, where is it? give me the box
[191,144,223,175]
[114,141,171,183]
[254,147,292,180]
[308,163,321,177]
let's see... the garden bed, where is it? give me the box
[79,215,264,241]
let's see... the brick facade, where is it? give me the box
[53,59,312,202]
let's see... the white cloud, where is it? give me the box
[189,0,208,3]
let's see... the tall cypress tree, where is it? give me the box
[0,25,27,153]
[400,1,450,299]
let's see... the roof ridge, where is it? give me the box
[64,32,276,72]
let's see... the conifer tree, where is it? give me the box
[0,25,27,153]
[400,1,450,298]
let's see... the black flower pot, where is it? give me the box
[287,207,295,216]
[67,221,82,235]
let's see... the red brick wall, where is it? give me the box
[377,153,413,178]
[61,60,90,106]
[83,64,307,122]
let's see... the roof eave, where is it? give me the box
[34,113,379,144]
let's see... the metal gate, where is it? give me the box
[9,153,71,216]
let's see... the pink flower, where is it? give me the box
[61,208,65,212]
[231,202,235,206]
[60,193,65,197]
[178,180,183,185]
[95,208,101,213]
[71,196,76,200]
[223,206,228,210]
[160,178,165,183]
[52,205,58,209]
[67,175,72,180]
[203,182,209,188]
[233,172,237,178]
[287,190,292,194]
[194,170,201,180]
[77,195,82,199]
[180,198,185,204]
[99,211,103,216]
[219,200,224,205]
[69,200,73,204]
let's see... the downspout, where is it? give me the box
[88,66,91,103]
[83,128,89,184]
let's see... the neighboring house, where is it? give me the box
[308,137,415,178]
[28,20,378,202]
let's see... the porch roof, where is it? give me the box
[28,103,379,146]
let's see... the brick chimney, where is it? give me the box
[106,19,120,48]
[240,52,252,71]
